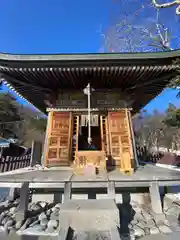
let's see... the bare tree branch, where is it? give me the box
[152,0,180,15]
[155,9,172,49]
[100,2,174,52]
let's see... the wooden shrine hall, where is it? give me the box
[0,51,179,174]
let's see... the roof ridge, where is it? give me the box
[0,50,180,62]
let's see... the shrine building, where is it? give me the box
[0,51,179,174]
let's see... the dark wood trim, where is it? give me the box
[0,62,178,114]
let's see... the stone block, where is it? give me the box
[84,165,96,176]
[59,199,120,231]
[131,193,150,206]
[153,213,166,225]
[158,225,172,234]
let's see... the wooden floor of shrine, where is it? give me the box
[0,164,180,189]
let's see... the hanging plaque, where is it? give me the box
[56,91,86,108]
[92,91,127,108]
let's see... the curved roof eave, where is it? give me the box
[0,50,179,63]
[0,50,179,114]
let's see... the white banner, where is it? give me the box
[80,115,99,127]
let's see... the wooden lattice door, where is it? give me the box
[100,115,110,158]
[45,112,72,167]
[108,110,133,173]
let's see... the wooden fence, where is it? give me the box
[0,141,43,173]
[0,143,167,173]
[136,146,164,163]
[0,155,31,173]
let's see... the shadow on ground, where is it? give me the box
[117,192,136,239]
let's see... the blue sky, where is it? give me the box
[0,0,179,113]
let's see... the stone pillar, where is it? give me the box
[30,141,42,167]
[149,182,164,219]
[108,181,115,199]
[16,182,29,222]
[64,182,72,202]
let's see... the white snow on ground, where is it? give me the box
[156,163,180,171]
[151,147,180,155]
[0,167,31,176]
[156,163,180,200]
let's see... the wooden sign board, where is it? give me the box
[56,92,86,108]
[55,90,130,109]
[92,91,127,108]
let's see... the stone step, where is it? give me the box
[59,199,120,231]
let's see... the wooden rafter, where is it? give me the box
[0,52,178,113]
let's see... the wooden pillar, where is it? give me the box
[128,111,139,169]
[99,115,107,170]
[122,109,134,173]
[42,111,53,166]
[74,115,81,173]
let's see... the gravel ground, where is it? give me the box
[0,199,60,236]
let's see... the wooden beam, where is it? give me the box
[128,72,175,90]
[75,115,80,168]
[2,73,53,93]
[68,112,73,166]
